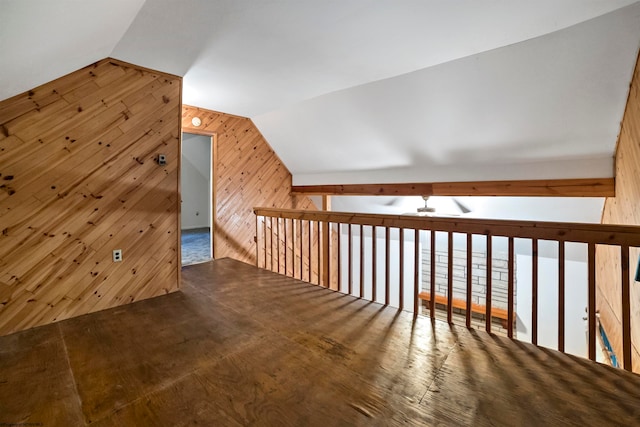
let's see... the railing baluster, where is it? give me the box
[317,220,321,285]
[400,228,405,311]
[327,222,332,288]
[308,220,312,282]
[447,231,453,324]
[621,244,632,371]
[348,224,353,295]
[430,230,436,319]
[532,238,538,345]
[289,219,296,278]
[486,235,492,333]
[255,215,259,267]
[274,218,280,273]
[558,241,565,352]
[466,233,472,328]
[284,218,288,276]
[360,224,365,298]
[588,242,596,361]
[385,227,391,306]
[372,226,377,303]
[337,223,342,292]
[292,219,297,279]
[263,217,268,270]
[414,229,420,315]
[299,219,303,280]
[507,237,514,338]
[270,217,274,271]
[322,220,330,287]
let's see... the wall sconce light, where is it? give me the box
[191,117,202,127]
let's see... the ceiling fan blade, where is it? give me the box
[452,198,472,214]
[384,197,401,206]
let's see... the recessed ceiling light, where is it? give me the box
[191,117,202,127]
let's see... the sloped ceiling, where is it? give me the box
[2,1,640,220]
[0,0,146,100]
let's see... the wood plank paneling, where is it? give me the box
[0,58,181,336]
[598,51,640,373]
[181,106,317,265]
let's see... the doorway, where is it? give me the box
[181,132,213,265]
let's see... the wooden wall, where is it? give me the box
[0,58,181,336]
[181,106,317,265]
[598,52,640,372]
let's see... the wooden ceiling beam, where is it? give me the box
[291,178,614,197]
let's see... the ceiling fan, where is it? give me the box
[403,195,472,217]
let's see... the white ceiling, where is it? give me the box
[325,195,605,223]
[2,1,640,221]
[0,0,146,101]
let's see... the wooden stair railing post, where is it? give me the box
[385,227,391,306]
[255,215,260,267]
[372,226,377,303]
[507,237,514,338]
[588,243,596,361]
[621,244,632,371]
[316,220,321,285]
[308,220,312,282]
[447,231,453,324]
[263,217,268,270]
[558,241,565,352]
[466,233,472,328]
[430,230,436,319]
[532,238,538,345]
[400,228,405,310]
[276,218,281,274]
[321,195,331,288]
[284,218,288,276]
[414,229,420,315]
[348,224,353,295]
[292,219,297,279]
[486,234,493,333]
[299,219,304,280]
[337,223,342,292]
[270,217,274,271]
[360,225,365,298]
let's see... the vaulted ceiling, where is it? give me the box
[2,1,640,221]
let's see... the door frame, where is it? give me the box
[180,128,218,261]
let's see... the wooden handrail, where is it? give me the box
[254,207,639,372]
[254,207,640,246]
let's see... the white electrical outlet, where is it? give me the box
[113,249,123,262]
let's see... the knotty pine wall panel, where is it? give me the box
[181,106,318,265]
[0,58,181,336]
[598,52,640,372]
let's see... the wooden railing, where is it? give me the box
[254,207,640,372]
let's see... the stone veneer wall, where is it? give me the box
[423,249,515,310]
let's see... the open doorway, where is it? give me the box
[181,132,213,265]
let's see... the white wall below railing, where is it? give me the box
[516,254,588,358]
[338,226,420,310]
